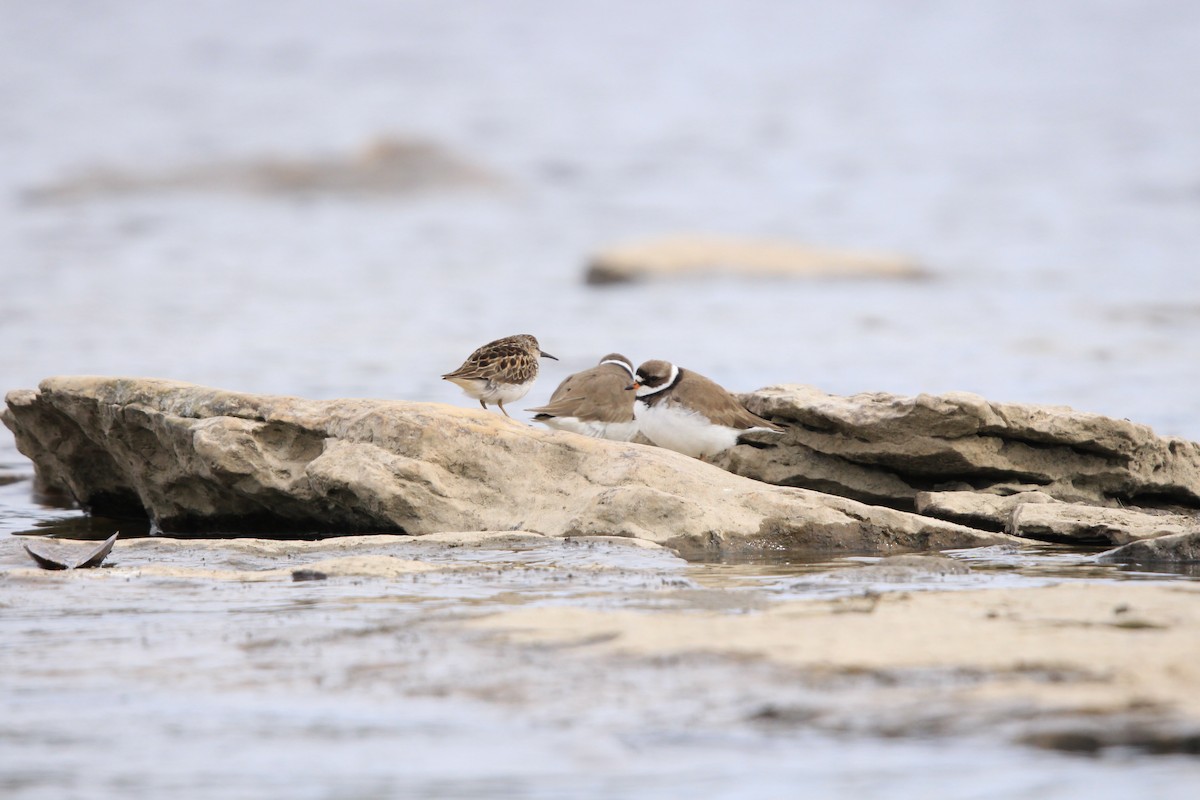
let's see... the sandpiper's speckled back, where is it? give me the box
[442,334,545,386]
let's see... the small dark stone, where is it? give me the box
[291,569,328,582]
[1021,719,1200,756]
[747,704,821,725]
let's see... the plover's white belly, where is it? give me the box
[543,416,640,442]
[635,401,739,458]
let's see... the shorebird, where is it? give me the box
[628,359,784,458]
[442,334,557,417]
[526,353,639,441]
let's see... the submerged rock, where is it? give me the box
[585,235,925,285]
[1020,717,1200,756]
[720,385,1200,514]
[1,377,1012,555]
[823,553,972,583]
[469,581,1200,744]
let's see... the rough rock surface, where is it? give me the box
[0,377,1014,555]
[721,385,1200,514]
[1008,503,1199,545]
[585,235,925,285]
[1099,530,1200,565]
[916,490,1200,545]
[916,490,1060,531]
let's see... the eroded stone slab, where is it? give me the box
[721,385,1200,514]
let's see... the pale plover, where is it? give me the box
[442,334,557,417]
[627,359,785,458]
[526,353,639,441]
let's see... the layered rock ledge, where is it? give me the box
[716,385,1200,559]
[6,377,1199,558]
[724,384,1200,512]
[1,377,1011,555]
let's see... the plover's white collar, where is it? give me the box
[600,358,636,379]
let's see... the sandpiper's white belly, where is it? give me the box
[542,416,640,442]
[635,401,739,459]
[453,378,533,405]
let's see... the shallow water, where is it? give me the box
[3,0,1200,796]
[4,518,1200,800]
[5,481,1200,800]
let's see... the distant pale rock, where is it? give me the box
[585,235,926,285]
[1,377,1011,556]
[23,136,498,202]
[719,385,1200,515]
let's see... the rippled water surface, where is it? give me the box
[3,1,1200,797]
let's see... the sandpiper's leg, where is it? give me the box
[498,401,511,418]
[479,399,488,411]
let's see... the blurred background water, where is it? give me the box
[3,2,1200,796]
[2,0,1199,451]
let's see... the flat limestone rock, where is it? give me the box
[1008,503,1199,545]
[1099,530,1200,564]
[1,377,1015,556]
[916,490,1060,530]
[918,490,1200,546]
[720,385,1200,514]
[585,235,925,285]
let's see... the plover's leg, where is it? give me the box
[479,399,488,411]
[497,401,511,418]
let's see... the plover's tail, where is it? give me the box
[736,424,787,449]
